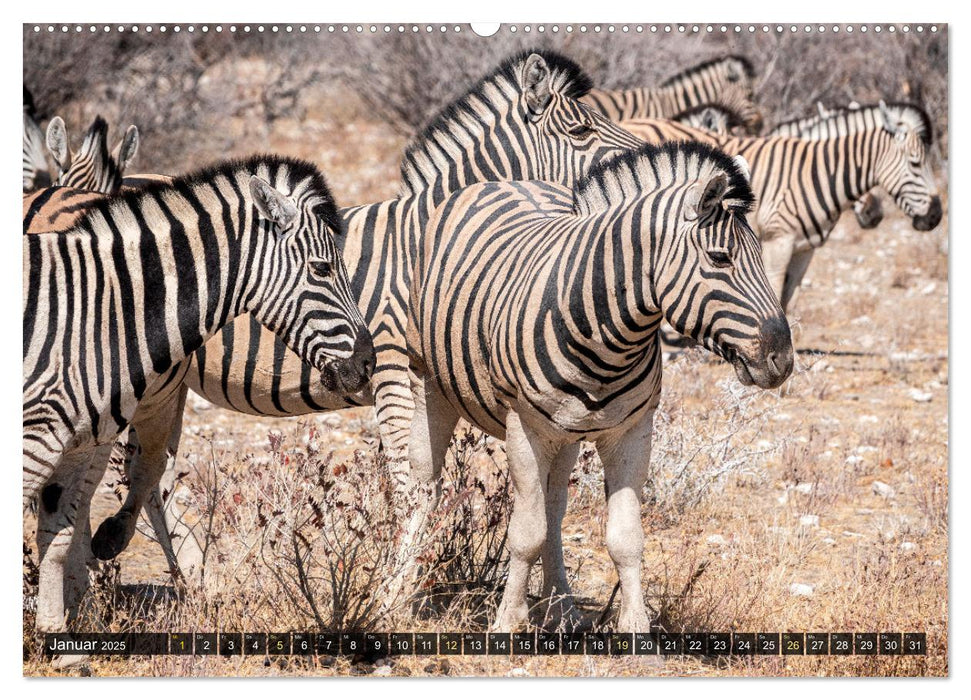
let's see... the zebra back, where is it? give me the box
[582,55,762,133]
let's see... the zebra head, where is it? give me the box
[662,55,763,134]
[518,52,644,182]
[874,101,942,231]
[246,159,375,395]
[636,143,790,388]
[45,115,139,193]
[673,103,745,136]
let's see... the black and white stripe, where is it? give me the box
[92,50,645,581]
[23,88,51,192]
[46,115,139,193]
[622,103,942,310]
[582,56,763,134]
[406,141,792,631]
[23,155,374,634]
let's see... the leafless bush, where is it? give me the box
[25,25,947,175]
[415,427,511,619]
[572,349,785,529]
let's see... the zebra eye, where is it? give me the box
[706,250,733,268]
[307,259,333,279]
[568,120,596,138]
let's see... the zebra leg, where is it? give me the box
[781,247,816,314]
[63,443,113,614]
[34,447,102,634]
[493,412,555,632]
[370,349,420,517]
[540,442,582,630]
[390,368,458,601]
[596,409,655,633]
[758,229,797,305]
[91,387,188,562]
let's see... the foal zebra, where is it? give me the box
[83,50,642,576]
[45,115,139,193]
[582,55,763,134]
[407,141,792,631]
[622,102,942,310]
[23,89,51,192]
[23,155,374,637]
[769,102,890,230]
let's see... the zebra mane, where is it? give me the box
[399,48,594,195]
[659,55,755,88]
[773,101,933,145]
[75,154,342,235]
[672,102,745,128]
[573,140,755,215]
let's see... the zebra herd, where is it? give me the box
[23,49,942,657]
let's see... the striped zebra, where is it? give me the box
[45,115,139,193]
[76,51,643,576]
[23,155,375,637]
[406,141,792,631]
[673,103,744,136]
[24,176,174,235]
[769,102,887,230]
[24,88,51,192]
[582,55,763,134]
[621,102,942,311]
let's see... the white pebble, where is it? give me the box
[909,388,933,403]
[799,514,820,528]
[706,534,727,546]
[790,583,814,597]
[872,481,896,499]
[900,542,917,553]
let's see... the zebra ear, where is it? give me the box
[46,116,70,170]
[733,155,751,184]
[522,54,553,116]
[250,176,298,230]
[684,172,729,223]
[114,125,139,170]
[878,99,899,134]
[816,101,828,118]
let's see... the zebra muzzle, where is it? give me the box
[912,196,942,231]
[318,332,376,395]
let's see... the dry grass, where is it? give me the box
[22,34,948,678]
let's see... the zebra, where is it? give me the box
[406,141,792,631]
[24,88,51,192]
[23,154,375,639]
[24,176,174,235]
[672,103,745,136]
[62,51,643,579]
[621,102,942,311]
[769,102,887,230]
[582,55,763,134]
[45,115,139,193]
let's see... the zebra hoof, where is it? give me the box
[91,515,130,560]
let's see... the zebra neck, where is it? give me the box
[554,211,664,370]
[114,192,265,366]
[400,101,536,196]
[824,133,883,206]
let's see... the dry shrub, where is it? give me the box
[572,348,784,529]
[24,25,948,174]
